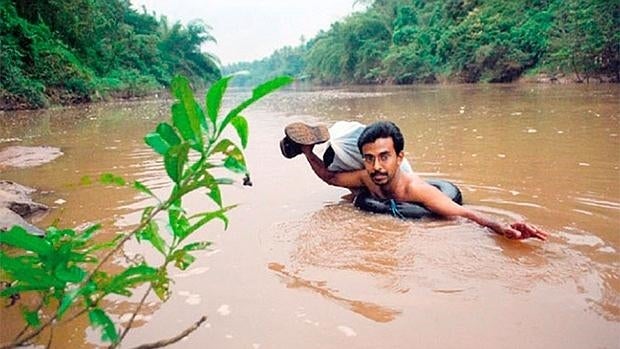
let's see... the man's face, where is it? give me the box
[361,137,404,186]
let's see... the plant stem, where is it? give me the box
[13,299,44,341]
[109,285,153,349]
[128,316,207,349]
[45,327,54,349]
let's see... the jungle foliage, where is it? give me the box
[225,0,619,85]
[0,0,221,110]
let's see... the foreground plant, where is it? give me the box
[0,74,293,348]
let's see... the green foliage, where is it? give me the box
[547,0,619,82]
[225,0,618,85]
[0,0,221,110]
[0,74,293,347]
[224,45,307,86]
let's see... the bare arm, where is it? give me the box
[300,145,365,189]
[414,183,548,241]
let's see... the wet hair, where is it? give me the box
[357,121,404,154]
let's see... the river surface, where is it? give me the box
[0,84,619,348]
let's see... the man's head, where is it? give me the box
[357,121,405,186]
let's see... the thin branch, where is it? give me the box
[63,307,88,324]
[13,322,29,342]
[110,285,153,349]
[45,326,54,349]
[128,316,207,349]
[13,299,43,341]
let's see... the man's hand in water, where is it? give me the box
[502,222,549,241]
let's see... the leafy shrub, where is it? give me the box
[0,74,293,347]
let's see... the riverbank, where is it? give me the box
[0,84,168,112]
[4,74,617,112]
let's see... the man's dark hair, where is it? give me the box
[357,121,405,154]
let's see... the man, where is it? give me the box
[294,120,548,241]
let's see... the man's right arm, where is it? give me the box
[301,145,365,189]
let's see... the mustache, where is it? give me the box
[371,171,388,178]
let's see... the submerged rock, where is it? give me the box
[0,208,44,236]
[0,146,62,169]
[0,180,47,236]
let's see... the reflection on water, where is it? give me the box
[0,84,618,348]
[268,262,401,323]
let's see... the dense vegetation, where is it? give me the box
[225,0,619,86]
[0,0,221,110]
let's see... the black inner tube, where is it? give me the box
[353,179,463,219]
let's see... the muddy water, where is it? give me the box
[0,84,618,348]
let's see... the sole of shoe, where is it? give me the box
[284,122,330,145]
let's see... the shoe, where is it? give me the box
[284,122,330,146]
[280,136,302,159]
[279,122,330,159]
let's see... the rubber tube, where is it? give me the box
[353,179,463,219]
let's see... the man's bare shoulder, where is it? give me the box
[400,173,433,201]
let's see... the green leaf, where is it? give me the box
[141,206,155,223]
[171,75,191,100]
[156,122,181,147]
[0,284,55,297]
[105,264,159,296]
[136,221,167,255]
[252,75,295,100]
[0,226,52,256]
[0,252,64,289]
[164,144,189,183]
[224,156,247,174]
[230,115,249,148]
[170,250,196,270]
[77,223,101,242]
[58,282,96,319]
[207,184,222,208]
[89,308,118,342]
[151,269,170,301]
[171,75,204,152]
[182,241,212,252]
[206,76,232,126]
[80,176,92,185]
[54,264,86,283]
[186,206,235,235]
[219,75,293,135]
[197,172,222,207]
[83,233,122,255]
[210,139,246,173]
[45,227,76,244]
[144,132,169,155]
[133,180,155,198]
[21,307,41,328]
[169,206,191,240]
[58,290,78,319]
[215,178,235,185]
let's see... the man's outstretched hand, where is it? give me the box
[503,222,549,241]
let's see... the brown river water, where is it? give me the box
[0,84,618,348]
